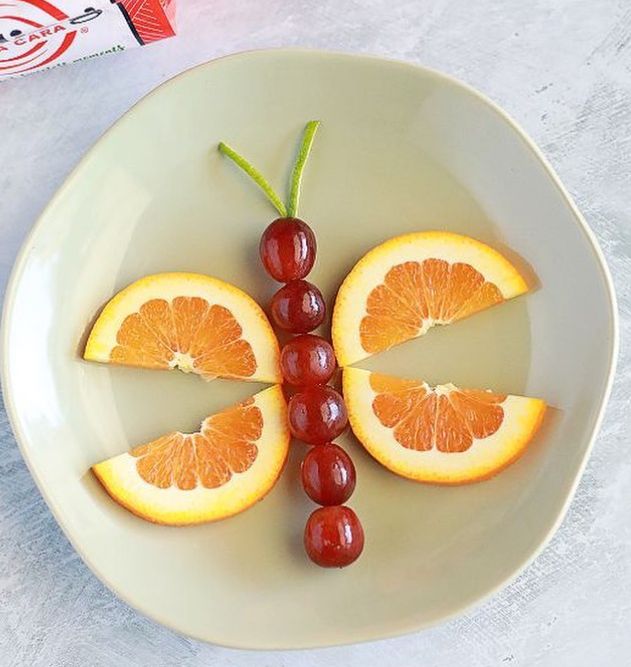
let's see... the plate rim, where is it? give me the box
[0,47,619,649]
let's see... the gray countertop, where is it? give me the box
[1,1,630,665]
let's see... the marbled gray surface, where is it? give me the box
[1,1,630,665]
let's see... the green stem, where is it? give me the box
[288,120,320,218]
[218,142,287,217]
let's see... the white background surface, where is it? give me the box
[1,1,630,665]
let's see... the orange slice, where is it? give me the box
[343,368,545,484]
[332,232,528,366]
[92,386,290,525]
[84,273,281,383]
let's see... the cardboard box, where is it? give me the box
[0,0,176,80]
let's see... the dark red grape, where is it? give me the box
[270,280,325,333]
[288,386,348,444]
[280,334,336,386]
[304,505,364,567]
[302,443,356,505]
[259,217,317,282]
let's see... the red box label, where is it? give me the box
[0,0,177,80]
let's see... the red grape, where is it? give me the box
[260,217,317,282]
[280,334,336,386]
[304,505,364,567]
[270,280,325,333]
[302,443,356,505]
[288,386,348,444]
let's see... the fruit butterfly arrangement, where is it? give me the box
[84,122,546,568]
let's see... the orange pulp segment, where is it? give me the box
[92,385,290,525]
[332,232,528,366]
[84,273,281,383]
[343,368,545,484]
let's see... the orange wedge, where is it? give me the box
[343,368,545,484]
[84,273,281,383]
[332,232,528,366]
[93,386,290,525]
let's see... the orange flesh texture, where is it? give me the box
[130,397,262,490]
[110,296,257,378]
[360,259,503,355]
[370,373,506,453]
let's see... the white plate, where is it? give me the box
[1,50,617,649]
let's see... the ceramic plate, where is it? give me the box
[1,50,617,649]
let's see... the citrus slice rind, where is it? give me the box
[343,368,545,485]
[92,385,290,525]
[332,232,528,367]
[84,272,281,383]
